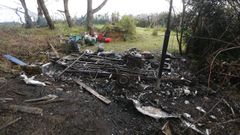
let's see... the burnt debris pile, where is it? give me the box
[39,48,239,135]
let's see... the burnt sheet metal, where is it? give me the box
[130,98,179,119]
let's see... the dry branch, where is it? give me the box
[74,79,111,104]
[208,46,240,88]
[1,104,43,115]
[0,117,21,130]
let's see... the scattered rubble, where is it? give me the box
[1,48,239,135]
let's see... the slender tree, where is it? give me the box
[37,0,55,29]
[36,0,47,27]
[19,0,33,28]
[177,0,188,55]
[37,0,43,18]
[87,0,108,34]
[63,0,73,27]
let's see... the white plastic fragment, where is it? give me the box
[181,119,208,135]
[182,113,192,119]
[210,115,217,120]
[20,73,46,87]
[206,129,211,135]
[130,98,179,120]
[196,106,206,113]
[183,86,191,96]
[193,90,198,96]
[84,49,94,54]
[184,100,190,105]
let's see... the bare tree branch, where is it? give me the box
[92,0,108,14]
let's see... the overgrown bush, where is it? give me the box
[152,28,158,36]
[183,0,240,87]
[116,15,136,35]
[185,0,240,60]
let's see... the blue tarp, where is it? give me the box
[3,54,27,66]
[37,16,48,27]
[68,35,83,52]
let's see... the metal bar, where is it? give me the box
[157,0,173,87]
[56,52,85,78]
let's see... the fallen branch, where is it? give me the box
[222,99,236,117]
[0,83,7,90]
[1,104,43,115]
[216,118,240,125]
[33,98,66,105]
[47,42,60,58]
[208,46,240,88]
[74,79,111,104]
[0,117,22,130]
[190,36,237,46]
[24,94,58,103]
[0,98,14,102]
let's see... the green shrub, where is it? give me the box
[152,28,158,36]
[116,15,136,35]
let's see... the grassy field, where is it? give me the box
[84,26,179,53]
[0,23,180,71]
[0,23,179,64]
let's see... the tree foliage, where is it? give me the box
[116,15,136,35]
[184,0,240,60]
[135,13,169,28]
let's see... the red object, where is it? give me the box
[105,38,112,43]
[98,34,104,41]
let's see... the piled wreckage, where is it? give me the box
[3,47,239,135]
[46,48,181,86]
[41,48,215,135]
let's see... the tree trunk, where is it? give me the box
[19,0,33,28]
[37,0,55,29]
[186,4,203,55]
[87,0,108,34]
[178,0,187,55]
[64,0,73,27]
[37,0,43,17]
[87,0,94,34]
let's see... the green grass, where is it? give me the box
[0,23,179,56]
[0,23,180,72]
[83,27,179,53]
